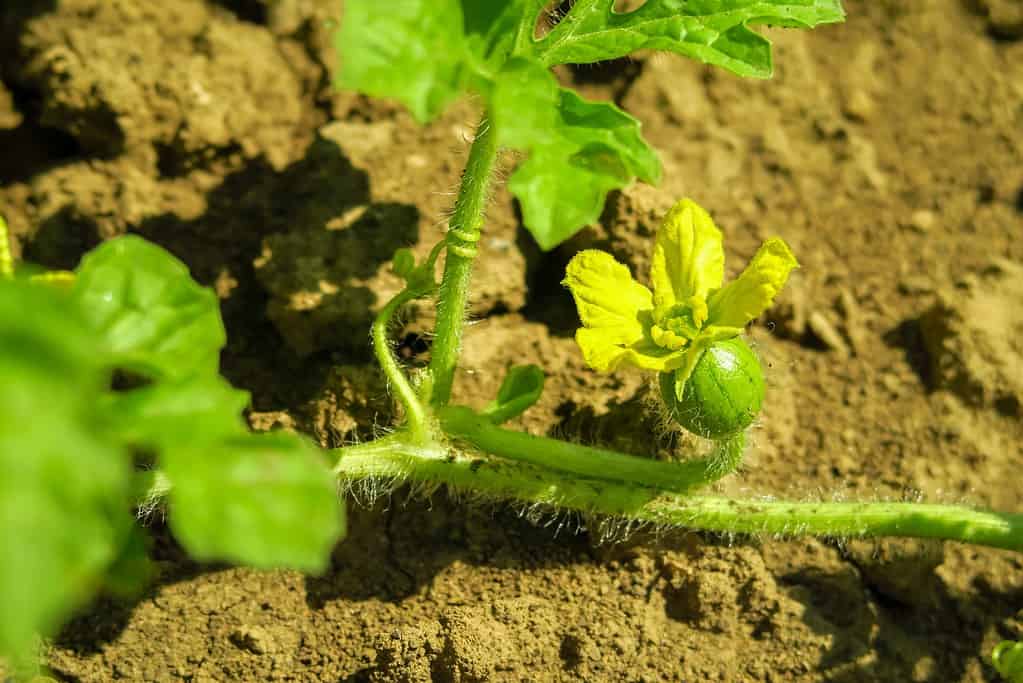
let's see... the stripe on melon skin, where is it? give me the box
[659,338,765,440]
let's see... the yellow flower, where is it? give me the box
[562,198,798,393]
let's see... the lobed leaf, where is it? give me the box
[492,59,661,249]
[534,0,846,78]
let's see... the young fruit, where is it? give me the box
[659,337,765,439]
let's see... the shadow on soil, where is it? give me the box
[54,519,214,657]
[781,547,1023,682]
[305,491,600,609]
[20,131,418,414]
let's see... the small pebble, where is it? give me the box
[230,626,274,655]
[808,311,850,357]
[843,88,875,122]
[898,276,933,295]
[909,209,936,233]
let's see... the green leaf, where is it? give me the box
[994,640,1023,683]
[68,236,345,573]
[492,59,661,250]
[72,236,226,381]
[0,281,133,663]
[99,375,250,450]
[534,0,846,78]
[482,364,545,424]
[336,0,471,122]
[334,0,551,121]
[460,0,536,75]
[163,431,344,573]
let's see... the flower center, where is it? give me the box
[650,302,705,351]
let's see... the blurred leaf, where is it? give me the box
[72,236,225,381]
[334,0,541,122]
[101,524,154,599]
[994,640,1023,683]
[2,234,346,666]
[336,0,471,122]
[100,375,250,450]
[70,237,345,572]
[164,432,344,573]
[0,281,133,663]
[492,59,660,250]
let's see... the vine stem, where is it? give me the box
[331,436,1023,553]
[372,285,434,444]
[438,405,745,494]
[427,116,500,407]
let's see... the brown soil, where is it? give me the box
[2,0,1023,681]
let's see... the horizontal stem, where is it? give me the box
[332,437,1023,553]
[438,406,745,493]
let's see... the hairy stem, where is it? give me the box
[438,406,745,493]
[428,116,500,406]
[332,436,1023,553]
[373,287,433,443]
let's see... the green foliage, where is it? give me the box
[0,281,132,667]
[72,236,226,380]
[0,237,343,666]
[491,58,660,249]
[165,432,342,570]
[335,0,843,249]
[532,0,846,76]
[482,364,545,424]
[995,640,1023,683]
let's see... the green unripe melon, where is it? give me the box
[658,337,765,439]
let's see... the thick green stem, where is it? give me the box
[438,406,744,493]
[373,287,433,443]
[332,437,1023,553]
[428,117,500,406]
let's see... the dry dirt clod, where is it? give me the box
[919,259,1023,416]
[13,0,311,169]
[974,0,1023,39]
[230,625,276,655]
[837,288,866,355]
[0,80,22,129]
[841,538,946,610]
[908,209,937,233]
[842,88,875,122]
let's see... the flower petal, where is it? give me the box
[706,238,798,329]
[577,328,689,373]
[650,199,725,317]
[563,249,652,347]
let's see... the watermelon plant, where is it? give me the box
[3,0,1022,678]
